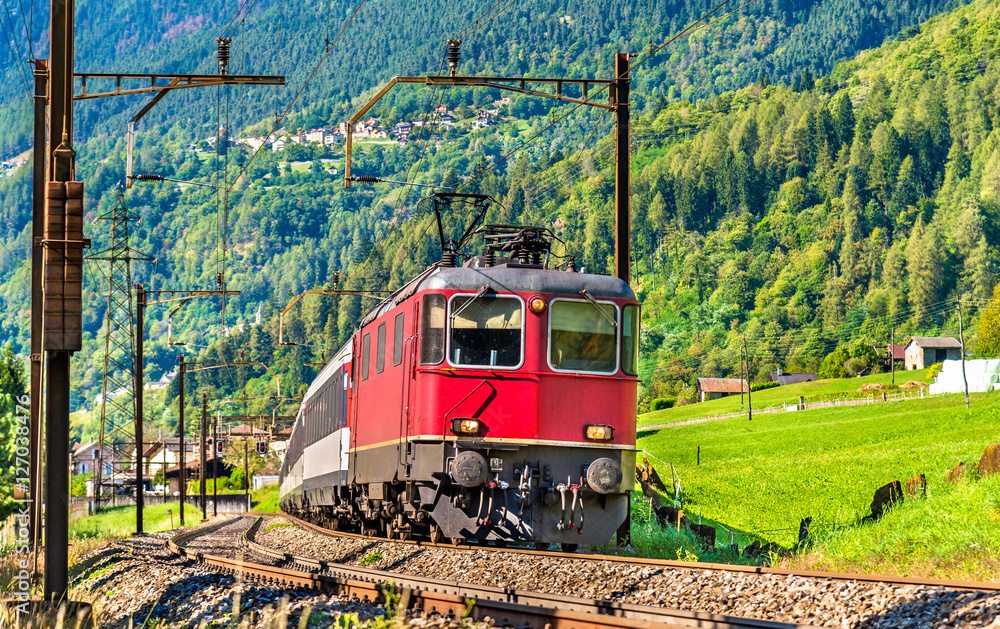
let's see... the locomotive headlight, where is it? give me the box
[452,418,481,435]
[585,424,613,441]
[528,296,547,314]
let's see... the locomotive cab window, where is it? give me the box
[420,294,446,365]
[622,304,640,376]
[548,299,619,374]
[448,294,523,368]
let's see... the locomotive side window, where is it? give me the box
[419,294,446,365]
[448,295,523,368]
[393,312,405,366]
[548,299,618,374]
[362,333,371,380]
[376,323,386,374]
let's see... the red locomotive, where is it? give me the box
[280,196,638,549]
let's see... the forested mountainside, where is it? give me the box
[1,0,999,441]
[0,0,966,159]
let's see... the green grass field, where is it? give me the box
[636,376,1000,580]
[640,368,935,427]
[68,485,278,541]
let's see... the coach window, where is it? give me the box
[376,323,386,374]
[448,294,523,368]
[362,333,371,380]
[419,294,446,365]
[393,312,405,366]
[548,299,618,374]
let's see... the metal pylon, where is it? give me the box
[88,189,152,510]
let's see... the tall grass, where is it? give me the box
[636,387,1000,578]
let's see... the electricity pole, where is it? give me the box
[134,283,145,533]
[201,392,207,521]
[959,300,969,409]
[178,354,185,525]
[743,335,752,421]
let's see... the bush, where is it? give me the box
[751,381,779,392]
[651,397,676,411]
[927,362,943,379]
[230,468,247,490]
[819,346,850,379]
[844,356,870,377]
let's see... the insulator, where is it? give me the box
[332,271,341,289]
[441,252,458,267]
[446,39,462,76]
[217,37,232,76]
[351,175,381,184]
[216,271,224,289]
[484,251,495,267]
[566,257,577,272]
[132,173,163,181]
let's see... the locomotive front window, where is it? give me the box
[448,295,523,368]
[622,304,640,376]
[548,299,618,374]
[420,294,446,365]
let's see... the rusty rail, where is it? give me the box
[276,512,1000,593]
[170,518,817,629]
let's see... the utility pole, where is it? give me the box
[42,0,83,601]
[29,58,47,580]
[201,392,207,521]
[740,345,745,411]
[134,284,145,533]
[959,300,969,409]
[890,315,895,386]
[178,354,185,526]
[244,437,249,511]
[743,335,752,421]
[612,52,630,284]
[213,419,218,518]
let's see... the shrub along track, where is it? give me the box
[172,516,818,629]
[250,513,1000,628]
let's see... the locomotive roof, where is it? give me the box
[417,266,635,300]
[362,265,635,327]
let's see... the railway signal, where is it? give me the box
[216,440,225,456]
[256,441,268,456]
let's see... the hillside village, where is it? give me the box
[191,99,507,154]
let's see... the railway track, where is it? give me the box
[170,516,819,629]
[276,512,1000,593]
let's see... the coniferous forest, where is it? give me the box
[0,0,999,443]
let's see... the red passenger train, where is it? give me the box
[279,225,639,548]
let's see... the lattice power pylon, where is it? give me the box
[88,190,152,511]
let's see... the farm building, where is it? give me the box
[904,337,962,370]
[768,369,818,386]
[696,377,749,403]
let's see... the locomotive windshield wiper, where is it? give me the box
[450,285,491,321]
[578,290,618,328]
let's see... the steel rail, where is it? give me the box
[169,518,816,629]
[275,512,1000,593]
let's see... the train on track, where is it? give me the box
[279,201,638,550]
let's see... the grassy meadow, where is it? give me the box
[635,373,1000,580]
[640,367,935,427]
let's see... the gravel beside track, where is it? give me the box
[70,517,491,628]
[258,519,1000,628]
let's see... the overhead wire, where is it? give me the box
[14,0,32,59]
[0,2,31,100]
[453,0,757,193]
[227,0,369,193]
